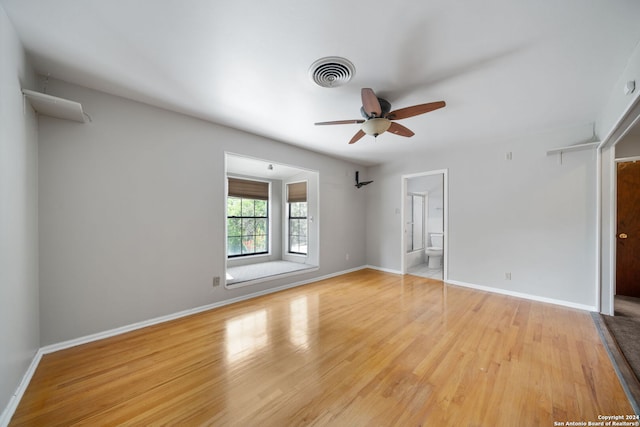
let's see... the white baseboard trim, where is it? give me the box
[0,349,43,427]
[41,265,368,355]
[364,265,403,275]
[2,267,593,424]
[3,265,368,425]
[445,279,597,312]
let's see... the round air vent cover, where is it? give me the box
[309,57,355,88]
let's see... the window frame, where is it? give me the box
[226,178,271,258]
[286,181,308,256]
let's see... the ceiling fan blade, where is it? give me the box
[349,130,366,144]
[386,101,446,120]
[388,122,415,137]
[361,88,382,118]
[315,119,365,126]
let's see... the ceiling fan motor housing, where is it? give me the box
[361,98,391,119]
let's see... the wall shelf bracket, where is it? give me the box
[546,141,599,164]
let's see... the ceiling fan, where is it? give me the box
[315,88,445,144]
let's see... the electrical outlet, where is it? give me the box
[505,272,512,280]
[213,276,220,287]
[346,253,350,261]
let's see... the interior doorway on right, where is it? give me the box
[613,125,640,315]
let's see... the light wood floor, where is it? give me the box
[10,269,632,426]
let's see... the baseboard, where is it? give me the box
[0,349,43,427]
[2,266,368,424]
[6,266,594,425]
[41,265,368,355]
[446,279,597,312]
[364,265,403,275]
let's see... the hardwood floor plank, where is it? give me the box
[10,270,633,426]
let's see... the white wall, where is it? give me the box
[0,4,39,419]
[38,79,367,345]
[615,134,640,158]
[596,41,640,142]
[367,123,598,308]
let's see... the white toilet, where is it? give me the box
[425,233,444,269]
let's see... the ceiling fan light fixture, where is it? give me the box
[362,118,391,137]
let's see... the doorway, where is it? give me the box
[615,159,640,297]
[400,170,448,280]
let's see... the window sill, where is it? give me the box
[225,261,318,289]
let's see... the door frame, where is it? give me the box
[400,169,448,279]
[598,94,640,315]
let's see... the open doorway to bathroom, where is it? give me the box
[400,170,448,280]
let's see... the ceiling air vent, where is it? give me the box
[309,57,355,88]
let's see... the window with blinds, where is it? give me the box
[227,178,269,257]
[287,181,307,255]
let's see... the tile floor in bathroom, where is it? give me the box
[407,262,443,280]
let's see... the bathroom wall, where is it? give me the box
[407,174,444,242]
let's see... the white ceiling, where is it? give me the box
[3,0,640,166]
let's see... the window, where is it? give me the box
[227,178,269,257]
[287,182,307,255]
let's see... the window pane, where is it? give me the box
[288,201,308,255]
[255,218,267,235]
[241,199,255,217]
[228,237,242,255]
[227,195,269,258]
[227,197,242,217]
[228,218,242,237]
[255,235,267,252]
[242,237,255,254]
[242,218,255,236]
[290,202,308,218]
[293,203,302,217]
[254,200,267,217]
